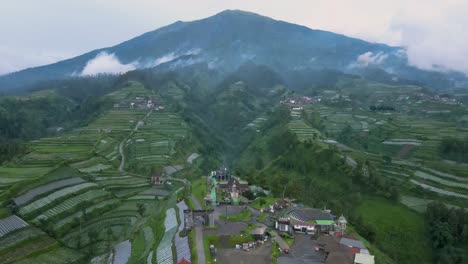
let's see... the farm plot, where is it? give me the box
[13,177,85,206]
[175,201,191,263]
[414,171,468,190]
[62,214,137,248]
[400,196,430,213]
[0,167,54,191]
[19,182,97,216]
[128,112,187,168]
[0,235,56,264]
[35,189,110,221]
[410,180,468,199]
[53,198,120,232]
[112,240,132,264]
[30,132,97,160]
[95,175,149,190]
[288,119,320,141]
[0,215,29,237]
[85,110,147,131]
[0,226,44,251]
[60,201,144,249]
[70,157,112,172]
[155,208,177,264]
[96,137,119,161]
[246,116,267,130]
[106,81,152,101]
[13,247,86,264]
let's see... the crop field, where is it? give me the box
[0,82,184,263]
[175,201,191,263]
[0,227,43,251]
[155,208,178,264]
[357,197,432,264]
[0,235,56,264]
[84,110,147,132]
[106,81,152,101]
[0,167,54,192]
[307,86,468,210]
[91,170,150,193]
[0,215,29,237]
[35,189,109,221]
[13,247,85,264]
[127,112,187,168]
[19,182,97,216]
[13,177,85,206]
[288,119,321,141]
[29,132,97,162]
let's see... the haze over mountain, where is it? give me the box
[1,10,467,93]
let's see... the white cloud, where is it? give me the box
[145,48,202,68]
[387,1,468,73]
[356,51,388,67]
[81,52,136,76]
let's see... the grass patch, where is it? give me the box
[220,209,252,222]
[188,229,197,264]
[356,196,432,264]
[128,228,145,264]
[271,241,280,264]
[258,212,268,222]
[191,177,207,208]
[250,197,277,211]
[203,235,220,264]
[228,234,255,247]
[279,233,294,247]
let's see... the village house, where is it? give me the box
[339,237,367,254]
[151,174,165,185]
[216,177,249,204]
[275,207,335,235]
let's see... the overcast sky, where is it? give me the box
[1,0,467,75]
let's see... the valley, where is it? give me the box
[0,8,467,264]
[0,66,467,264]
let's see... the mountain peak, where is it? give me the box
[214,9,262,17]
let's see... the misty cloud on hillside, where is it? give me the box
[81,52,136,76]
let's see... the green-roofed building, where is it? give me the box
[276,207,337,234]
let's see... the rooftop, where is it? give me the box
[354,253,375,264]
[289,208,333,222]
[340,238,366,249]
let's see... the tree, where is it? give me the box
[137,203,146,217]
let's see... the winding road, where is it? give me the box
[118,110,152,172]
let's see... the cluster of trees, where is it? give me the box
[352,161,399,202]
[426,202,468,263]
[438,137,468,163]
[369,105,396,111]
[0,76,122,164]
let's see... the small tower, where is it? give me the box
[337,214,348,233]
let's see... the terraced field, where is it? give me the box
[0,167,55,193]
[19,182,97,217]
[127,112,187,168]
[0,82,189,263]
[84,110,147,132]
[155,208,178,264]
[29,131,98,161]
[288,119,321,141]
[13,177,85,206]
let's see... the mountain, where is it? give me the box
[1,9,467,93]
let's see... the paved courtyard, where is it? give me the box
[216,241,272,264]
[205,205,249,235]
[278,234,324,264]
